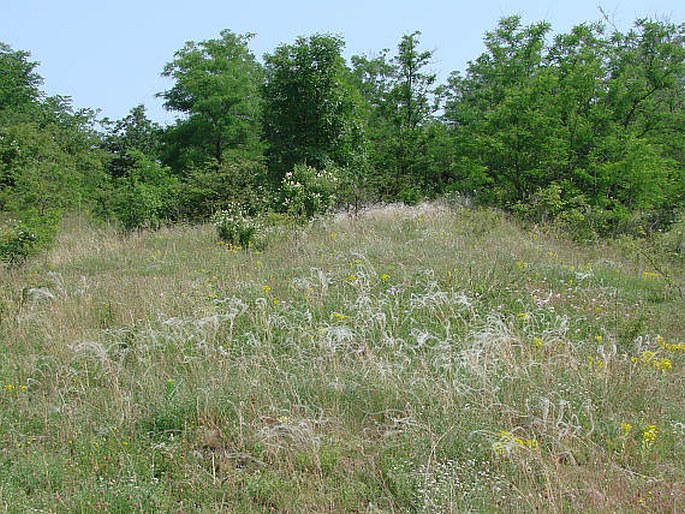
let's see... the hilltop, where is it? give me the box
[1,204,683,511]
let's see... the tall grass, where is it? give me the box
[0,204,683,512]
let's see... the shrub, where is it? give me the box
[179,158,272,221]
[0,209,60,264]
[103,152,180,230]
[280,163,338,220]
[212,204,263,249]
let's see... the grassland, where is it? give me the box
[0,203,683,512]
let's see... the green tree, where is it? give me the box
[444,17,558,205]
[101,105,162,177]
[352,32,440,199]
[0,44,108,215]
[0,42,42,117]
[158,30,263,171]
[262,34,365,181]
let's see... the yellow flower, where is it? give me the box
[262,285,271,294]
[659,338,685,352]
[330,312,348,322]
[277,415,291,424]
[642,425,657,448]
[654,358,672,372]
[347,275,358,282]
[492,442,506,456]
[619,423,632,435]
[594,335,603,344]
[4,384,13,392]
[531,337,544,349]
[641,350,656,363]
[636,351,673,372]
[379,274,390,282]
[587,356,604,369]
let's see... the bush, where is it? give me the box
[102,152,180,230]
[179,158,272,221]
[280,163,338,220]
[212,204,263,249]
[0,209,60,264]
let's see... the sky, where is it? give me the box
[2,0,684,125]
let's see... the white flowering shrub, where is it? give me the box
[212,204,263,249]
[280,163,338,220]
[0,210,60,264]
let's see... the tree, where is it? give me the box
[444,17,558,205]
[158,30,263,171]
[0,42,42,117]
[262,34,365,181]
[443,16,685,234]
[101,105,162,177]
[352,32,440,199]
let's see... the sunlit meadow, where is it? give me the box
[1,203,683,512]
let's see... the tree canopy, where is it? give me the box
[2,15,684,238]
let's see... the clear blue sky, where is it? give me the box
[3,0,683,125]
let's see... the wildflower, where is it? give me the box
[330,312,348,322]
[531,337,544,349]
[492,442,506,456]
[658,337,685,352]
[654,358,672,372]
[516,261,529,270]
[379,274,390,282]
[346,275,357,282]
[642,271,662,279]
[638,491,654,504]
[594,335,603,344]
[262,285,271,294]
[19,385,27,392]
[516,312,528,320]
[492,430,538,456]
[619,423,632,435]
[635,351,673,372]
[277,415,291,424]
[642,425,657,448]
[4,385,13,392]
[587,356,605,369]
[640,350,656,363]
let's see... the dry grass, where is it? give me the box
[0,204,683,512]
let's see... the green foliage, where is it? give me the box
[0,42,42,117]
[351,32,441,200]
[158,30,263,170]
[1,42,109,216]
[263,34,366,181]
[178,157,271,221]
[212,203,263,249]
[101,105,162,178]
[102,152,180,230]
[0,209,60,264]
[443,16,685,233]
[280,163,338,220]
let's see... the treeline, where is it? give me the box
[1,16,684,256]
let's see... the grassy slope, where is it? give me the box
[0,204,683,513]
